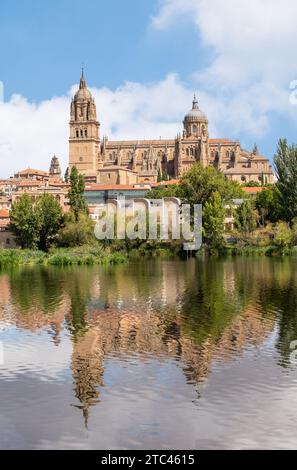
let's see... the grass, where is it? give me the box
[0,246,128,268]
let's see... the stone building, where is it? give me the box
[68,71,273,184]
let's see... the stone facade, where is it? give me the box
[69,72,274,184]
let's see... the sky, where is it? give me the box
[1,0,297,177]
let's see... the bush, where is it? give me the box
[57,213,95,247]
[273,221,292,248]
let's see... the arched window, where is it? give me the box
[76,130,79,138]
[193,124,197,134]
[80,130,83,137]
[190,148,194,156]
[85,129,88,137]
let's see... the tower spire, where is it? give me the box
[79,66,86,89]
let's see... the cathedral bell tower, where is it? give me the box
[176,95,209,176]
[69,70,100,176]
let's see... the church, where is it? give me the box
[69,71,274,185]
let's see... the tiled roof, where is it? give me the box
[0,210,10,218]
[85,184,149,191]
[16,181,43,187]
[242,186,265,194]
[15,168,49,176]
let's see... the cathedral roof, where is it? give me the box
[184,95,207,121]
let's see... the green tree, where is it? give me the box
[35,193,63,251]
[235,199,259,234]
[180,163,243,206]
[162,169,169,181]
[274,138,297,222]
[202,191,225,250]
[10,193,39,249]
[157,168,162,182]
[255,186,280,225]
[64,167,69,182]
[68,166,88,222]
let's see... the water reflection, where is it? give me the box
[1,258,297,448]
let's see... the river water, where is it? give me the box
[1,258,297,449]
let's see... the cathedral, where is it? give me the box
[69,71,274,185]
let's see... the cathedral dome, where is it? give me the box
[74,70,93,101]
[74,87,92,101]
[184,95,207,121]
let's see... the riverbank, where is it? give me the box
[1,243,297,269]
[0,246,128,268]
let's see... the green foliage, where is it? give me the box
[64,167,69,182]
[243,181,261,187]
[146,184,181,199]
[235,199,259,234]
[0,246,127,268]
[273,221,292,248]
[10,194,39,249]
[68,166,88,222]
[57,213,95,247]
[274,138,297,222]
[180,163,244,206]
[202,191,225,251]
[35,193,63,251]
[255,186,280,225]
[157,168,162,182]
[10,193,63,251]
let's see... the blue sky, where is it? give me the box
[0,0,200,100]
[1,0,297,176]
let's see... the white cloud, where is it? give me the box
[152,0,297,137]
[0,74,193,178]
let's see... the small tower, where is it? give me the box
[49,155,61,178]
[69,69,100,176]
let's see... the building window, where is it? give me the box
[80,130,83,137]
[85,129,88,137]
[186,148,189,156]
[6,238,10,245]
[76,130,79,138]
[79,157,83,162]
[190,148,194,156]
[241,176,246,182]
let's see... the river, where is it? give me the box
[1,258,297,449]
